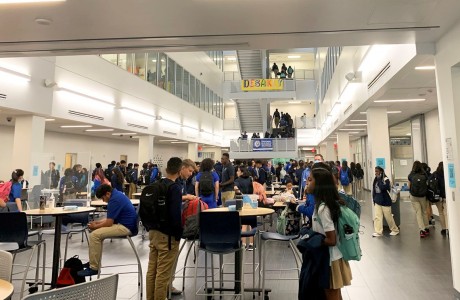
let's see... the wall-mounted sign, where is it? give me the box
[252,139,273,151]
[446,138,453,161]
[448,163,456,188]
[376,158,386,169]
[241,79,284,91]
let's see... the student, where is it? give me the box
[220,153,235,205]
[145,157,183,300]
[432,162,448,235]
[128,163,139,199]
[271,62,279,78]
[234,166,253,195]
[178,159,198,201]
[195,158,220,208]
[42,162,60,189]
[7,169,24,211]
[60,168,79,202]
[111,167,125,192]
[307,167,352,299]
[273,108,281,128]
[287,65,294,78]
[78,184,138,276]
[339,161,353,195]
[355,163,364,192]
[372,166,399,237]
[408,161,430,238]
[92,168,110,195]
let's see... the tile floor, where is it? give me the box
[10,190,454,299]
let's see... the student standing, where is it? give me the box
[195,158,220,208]
[372,167,399,237]
[307,167,352,300]
[408,161,430,238]
[220,153,235,205]
[433,162,449,235]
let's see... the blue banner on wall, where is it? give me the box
[448,163,456,188]
[252,139,273,151]
[376,158,386,169]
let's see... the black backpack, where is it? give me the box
[126,169,136,183]
[56,255,85,288]
[410,173,428,197]
[199,171,214,196]
[426,173,441,203]
[63,178,76,195]
[139,179,174,234]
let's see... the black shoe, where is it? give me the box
[441,229,447,236]
[82,262,89,269]
[77,268,98,277]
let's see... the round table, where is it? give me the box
[0,279,13,299]
[25,207,96,288]
[132,192,142,199]
[204,207,274,217]
[91,199,139,206]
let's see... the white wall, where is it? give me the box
[224,105,237,118]
[424,109,442,169]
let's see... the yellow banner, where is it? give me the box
[241,79,284,91]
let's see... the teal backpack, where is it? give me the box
[318,204,362,261]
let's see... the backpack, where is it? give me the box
[318,204,362,261]
[0,181,12,203]
[199,171,214,196]
[56,255,85,288]
[126,169,136,183]
[410,173,427,197]
[426,173,441,203]
[63,178,76,195]
[181,199,208,239]
[139,179,174,235]
[339,191,361,218]
[276,207,288,235]
[264,169,273,186]
[340,169,350,186]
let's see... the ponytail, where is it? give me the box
[11,169,24,183]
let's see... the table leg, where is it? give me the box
[235,250,242,294]
[51,215,62,288]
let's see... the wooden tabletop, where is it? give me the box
[273,202,286,208]
[91,199,139,206]
[133,192,142,196]
[25,206,96,216]
[0,279,14,299]
[205,207,274,217]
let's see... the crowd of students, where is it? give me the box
[271,62,295,79]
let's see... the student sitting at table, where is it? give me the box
[284,180,299,199]
[234,166,254,195]
[78,184,138,276]
[0,169,24,211]
[253,180,274,206]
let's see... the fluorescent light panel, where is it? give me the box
[345,124,367,127]
[226,57,236,61]
[85,129,114,132]
[112,132,137,135]
[288,55,301,59]
[339,129,365,131]
[374,98,425,103]
[171,141,188,144]
[349,119,367,122]
[415,66,435,70]
[360,111,402,114]
[45,118,55,121]
[0,65,31,82]
[158,139,178,142]
[288,101,301,104]
[60,125,92,128]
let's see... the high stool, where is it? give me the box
[260,232,301,298]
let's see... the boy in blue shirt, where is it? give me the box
[78,184,137,276]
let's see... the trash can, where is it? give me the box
[384,188,401,227]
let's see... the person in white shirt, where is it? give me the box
[306,167,352,300]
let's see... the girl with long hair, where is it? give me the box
[372,166,399,237]
[111,167,125,192]
[307,167,352,299]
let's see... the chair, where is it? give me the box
[22,274,119,300]
[260,231,302,298]
[0,212,46,299]
[96,206,142,299]
[0,250,13,282]
[39,199,90,266]
[194,211,244,299]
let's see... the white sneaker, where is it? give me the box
[372,232,383,237]
[390,231,400,236]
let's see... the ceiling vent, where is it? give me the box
[0,93,6,100]
[367,62,391,90]
[68,110,104,121]
[127,123,148,130]
[163,131,177,136]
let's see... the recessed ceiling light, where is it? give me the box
[374,98,425,103]
[60,125,92,128]
[85,129,114,132]
[35,18,52,25]
[0,0,65,3]
[288,55,301,59]
[45,118,55,121]
[288,101,301,104]
[112,132,137,135]
[415,66,435,70]
[406,133,412,136]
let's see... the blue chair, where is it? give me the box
[0,212,46,299]
[194,211,244,299]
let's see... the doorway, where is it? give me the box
[65,153,77,169]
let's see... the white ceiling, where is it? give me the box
[0,0,460,56]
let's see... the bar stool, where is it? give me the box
[260,232,302,298]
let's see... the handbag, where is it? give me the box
[388,189,399,203]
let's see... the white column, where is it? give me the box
[325,141,336,161]
[12,116,46,179]
[367,107,391,176]
[188,143,198,161]
[435,24,460,293]
[319,144,327,159]
[337,132,351,163]
[138,135,154,164]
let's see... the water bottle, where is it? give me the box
[49,193,55,208]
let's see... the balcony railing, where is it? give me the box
[294,117,316,129]
[230,138,297,152]
[223,118,240,130]
[229,79,296,93]
[224,69,314,81]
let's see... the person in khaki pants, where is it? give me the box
[145,158,183,300]
[371,166,399,237]
[78,184,138,276]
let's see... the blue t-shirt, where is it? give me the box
[107,189,138,235]
[9,182,22,203]
[195,171,220,208]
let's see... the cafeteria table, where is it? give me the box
[0,279,13,299]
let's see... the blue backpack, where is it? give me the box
[340,169,350,186]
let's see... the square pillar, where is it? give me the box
[138,135,154,164]
[337,132,351,163]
